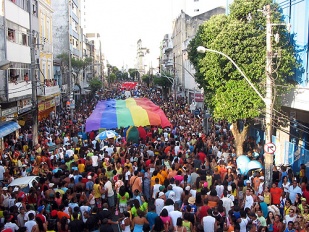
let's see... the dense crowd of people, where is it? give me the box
[0,82,307,232]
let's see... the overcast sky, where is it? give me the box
[85,0,226,70]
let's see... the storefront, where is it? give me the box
[38,97,56,121]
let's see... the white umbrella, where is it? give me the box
[95,130,119,141]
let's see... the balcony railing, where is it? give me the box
[37,85,60,97]
[8,81,32,100]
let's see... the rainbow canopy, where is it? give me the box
[85,98,171,131]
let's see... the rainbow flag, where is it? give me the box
[85,98,171,131]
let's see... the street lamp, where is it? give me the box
[197,45,273,187]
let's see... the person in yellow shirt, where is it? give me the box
[160,166,168,180]
[151,170,162,187]
[124,158,133,173]
[78,160,85,173]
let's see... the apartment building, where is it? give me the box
[0,0,39,143]
[37,0,60,121]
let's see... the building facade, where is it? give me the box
[168,7,225,103]
[0,0,40,146]
[37,0,60,121]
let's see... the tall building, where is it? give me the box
[37,0,60,121]
[135,39,150,77]
[167,7,225,103]
[0,0,39,147]
[52,0,82,104]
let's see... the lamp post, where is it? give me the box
[197,44,273,187]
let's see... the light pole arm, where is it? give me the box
[197,46,266,104]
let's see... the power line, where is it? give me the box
[272,120,309,148]
[273,108,309,131]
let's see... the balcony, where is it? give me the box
[165,59,174,67]
[8,81,32,100]
[72,30,79,40]
[37,85,60,97]
[71,12,79,24]
[72,48,80,57]
[165,42,173,52]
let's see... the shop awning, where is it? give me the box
[0,121,21,138]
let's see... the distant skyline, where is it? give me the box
[85,0,227,70]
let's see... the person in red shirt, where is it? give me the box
[303,185,309,204]
[198,150,206,163]
[270,182,283,205]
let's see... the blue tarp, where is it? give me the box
[0,121,20,138]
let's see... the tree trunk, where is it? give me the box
[230,121,249,157]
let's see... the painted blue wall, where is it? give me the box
[276,0,309,86]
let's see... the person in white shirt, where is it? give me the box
[103,176,115,208]
[173,181,184,206]
[4,215,19,232]
[0,164,5,181]
[155,192,165,215]
[91,154,99,168]
[24,213,36,232]
[283,207,297,228]
[169,203,183,227]
[244,189,254,209]
[152,178,161,199]
[221,190,234,215]
[203,208,217,232]
[215,180,224,198]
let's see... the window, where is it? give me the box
[33,0,38,16]
[22,33,28,45]
[47,64,51,79]
[8,28,15,42]
[41,14,45,37]
[194,9,200,12]
[8,62,30,83]
[7,21,30,46]
[46,19,50,41]
[11,0,29,12]
[42,63,46,81]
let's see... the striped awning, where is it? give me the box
[0,121,21,138]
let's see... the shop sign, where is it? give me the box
[45,99,55,109]
[18,106,32,114]
[2,107,18,117]
[38,103,45,112]
[1,113,18,121]
[194,93,204,102]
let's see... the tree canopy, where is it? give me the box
[187,0,301,155]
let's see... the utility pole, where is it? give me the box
[264,4,274,188]
[173,54,176,107]
[29,0,38,147]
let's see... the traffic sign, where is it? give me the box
[264,142,276,154]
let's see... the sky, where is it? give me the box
[85,0,226,70]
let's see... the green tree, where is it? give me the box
[89,77,102,92]
[188,0,301,156]
[128,69,140,81]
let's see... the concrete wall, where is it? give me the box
[52,0,69,57]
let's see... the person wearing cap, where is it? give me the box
[258,176,265,195]
[37,205,48,223]
[155,192,165,215]
[1,186,11,209]
[298,197,308,214]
